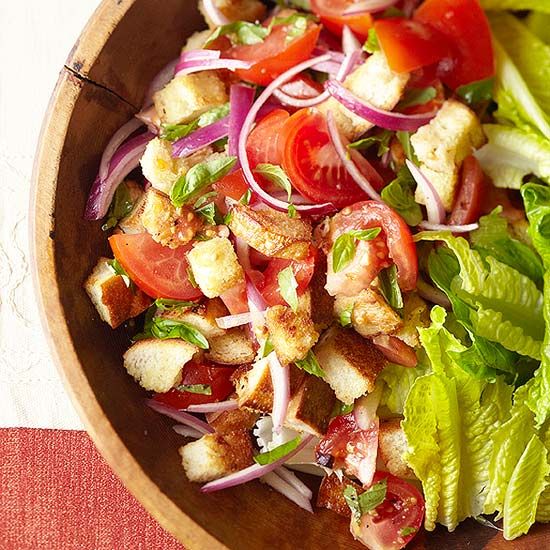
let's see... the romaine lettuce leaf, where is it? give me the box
[536,426,550,522]
[481,0,550,12]
[526,12,550,44]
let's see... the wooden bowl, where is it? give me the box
[31,1,548,548]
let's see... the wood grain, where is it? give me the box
[30,0,550,548]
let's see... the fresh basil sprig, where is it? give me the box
[160,103,229,142]
[295,350,325,379]
[338,304,353,327]
[254,437,301,465]
[102,182,137,231]
[348,130,392,157]
[381,166,422,227]
[363,28,379,54]
[278,266,299,312]
[154,298,196,312]
[205,21,270,47]
[378,264,404,310]
[254,163,293,201]
[176,384,212,395]
[457,77,494,105]
[332,228,382,273]
[344,480,388,523]
[397,87,437,110]
[108,259,133,290]
[136,315,209,349]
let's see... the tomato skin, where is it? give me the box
[374,18,451,74]
[449,155,486,225]
[153,361,235,409]
[227,25,321,86]
[220,281,250,315]
[109,233,202,301]
[281,109,383,209]
[311,0,373,39]
[372,335,418,368]
[214,169,250,201]
[415,0,494,89]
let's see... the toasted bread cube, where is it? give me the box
[285,374,336,436]
[228,205,312,260]
[309,254,334,332]
[123,338,197,392]
[187,237,244,298]
[412,99,486,211]
[319,52,409,141]
[378,418,415,480]
[265,303,319,365]
[206,328,256,365]
[199,0,266,28]
[394,292,429,348]
[84,258,151,328]
[182,30,211,52]
[179,429,254,482]
[206,406,259,434]
[317,474,362,518]
[314,326,387,404]
[118,193,147,234]
[140,137,214,196]
[334,288,402,339]
[154,72,228,127]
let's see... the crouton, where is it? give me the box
[140,189,203,248]
[378,418,415,480]
[206,406,259,434]
[334,288,402,339]
[265,303,319,365]
[309,253,334,332]
[199,0,266,28]
[285,374,336,436]
[187,237,245,298]
[314,326,387,404]
[123,338,197,392]
[318,52,409,141]
[317,474,362,518]
[228,205,312,260]
[412,99,486,211]
[179,429,254,482]
[159,298,228,339]
[140,138,214,196]
[154,73,228,127]
[206,328,256,365]
[394,293,429,348]
[84,257,151,329]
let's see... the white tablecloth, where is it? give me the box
[0,1,103,429]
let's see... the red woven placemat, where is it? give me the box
[0,428,184,549]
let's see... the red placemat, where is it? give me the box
[0,428,184,549]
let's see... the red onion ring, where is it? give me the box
[418,221,479,232]
[326,111,382,201]
[405,160,445,224]
[229,84,255,159]
[173,425,203,439]
[185,400,239,413]
[201,435,314,492]
[342,25,361,55]
[142,58,178,108]
[171,116,229,158]
[202,0,231,26]
[344,0,398,15]
[326,79,438,132]
[216,312,254,329]
[372,335,418,368]
[275,466,313,500]
[268,352,290,434]
[146,399,214,434]
[135,105,161,134]
[261,471,313,512]
[176,59,253,77]
[417,278,452,309]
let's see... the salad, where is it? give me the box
[83,0,550,548]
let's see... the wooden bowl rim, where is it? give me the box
[30,1,223,548]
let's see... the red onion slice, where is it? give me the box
[173,425,203,439]
[261,471,313,512]
[326,79,438,132]
[344,0,398,15]
[326,111,382,201]
[275,466,313,500]
[180,49,221,62]
[229,84,255,158]
[405,160,445,224]
[201,434,314,492]
[175,58,253,77]
[171,116,229,158]
[417,278,452,309]
[237,54,336,215]
[135,105,161,134]
[216,312,254,329]
[372,335,418,368]
[418,221,479,233]
[268,352,290,434]
[203,0,231,26]
[342,25,361,55]
[142,58,179,108]
[354,385,382,431]
[146,399,214,434]
[85,131,154,221]
[185,400,239,413]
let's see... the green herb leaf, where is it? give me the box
[363,28,379,54]
[196,201,221,225]
[381,166,423,227]
[378,265,404,309]
[254,163,293,201]
[398,87,437,110]
[399,526,418,537]
[260,338,274,359]
[254,437,301,465]
[149,318,209,349]
[187,267,198,288]
[160,120,199,142]
[205,21,270,47]
[272,13,316,43]
[348,130,392,157]
[333,400,354,416]
[339,304,353,327]
[154,298,196,312]
[278,266,299,312]
[295,350,326,379]
[344,481,388,523]
[102,181,137,231]
[287,203,297,218]
[108,259,133,289]
[457,77,495,105]
[239,189,252,205]
[176,384,212,395]
[332,228,381,273]
[197,103,230,127]
[396,131,416,161]
[171,156,237,207]
[275,0,311,10]
[223,211,233,225]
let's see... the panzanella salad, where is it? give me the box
[84,0,550,547]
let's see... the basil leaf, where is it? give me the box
[278,266,299,312]
[295,350,326,379]
[171,156,237,207]
[344,480,388,523]
[332,228,381,273]
[275,0,311,10]
[343,485,362,523]
[288,203,297,218]
[398,87,437,110]
[396,131,416,161]
[457,77,494,105]
[272,13,317,43]
[254,437,301,465]
[239,189,252,205]
[254,163,293,201]
[176,384,212,395]
[197,103,230,127]
[348,130,392,157]
[205,21,270,47]
[108,259,133,289]
[260,338,274,359]
[160,120,199,142]
[102,182,137,231]
[381,166,423,227]
[363,28,379,54]
[399,526,418,537]
[187,267,198,288]
[339,304,353,327]
[193,191,218,209]
[378,265,404,309]
[154,298,196,312]
[150,318,209,349]
[333,400,354,416]
[195,201,222,225]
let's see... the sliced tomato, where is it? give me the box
[259,247,316,307]
[220,281,250,315]
[226,23,321,86]
[415,0,494,89]
[351,471,425,550]
[311,0,373,40]
[329,201,418,292]
[483,186,526,224]
[153,361,235,409]
[372,335,418,368]
[374,18,451,74]
[214,169,250,201]
[281,109,383,209]
[109,233,202,301]
[448,155,486,225]
[400,80,445,116]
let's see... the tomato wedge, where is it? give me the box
[415,0,494,89]
[226,23,321,86]
[374,18,451,74]
[449,155,486,225]
[351,471,425,550]
[281,109,383,209]
[153,361,235,409]
[109,233,202,301]
[214,169,250,201]
[311,0,373,40]
[372,335,418,368]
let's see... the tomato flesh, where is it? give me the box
[372,335,418,368]
[449,155,486,225]
[214,169,250,201]
[109,233,202,301]
[153,361,235,409]
[311,0,373,39]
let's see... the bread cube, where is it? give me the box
[378,418,415,480]
[394,292,429,348]
[199,0,266,28]
[205,328,256,365]
[317,474,362,518]
[206,406,260,434]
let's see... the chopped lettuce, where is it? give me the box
[526,12,550,44]
[481,0,550,12]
